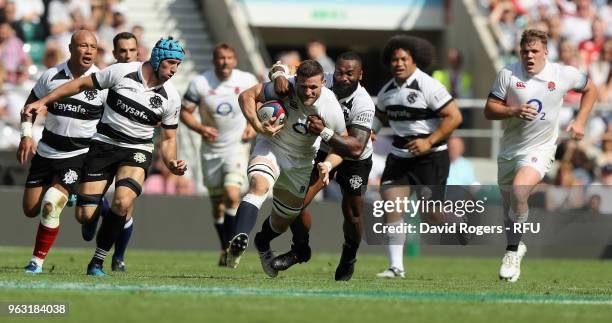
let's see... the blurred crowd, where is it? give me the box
[0,0,189,195]
[0,0,150,148]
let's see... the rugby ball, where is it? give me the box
[257,100,286,126]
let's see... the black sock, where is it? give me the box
[340,241,359,261]
[92,209,126,265]
[222,211,236,249]
[254,216,281,251]
[214,220,225,250]
[290,218,310,247]
[343,219,361,249]
[505,217,523,252]
[112,218,133,261]
[234,201,259,237]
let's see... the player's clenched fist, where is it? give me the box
[512,103,538,121]
[168,159,188,176]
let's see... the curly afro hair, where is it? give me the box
[381,35,435,70]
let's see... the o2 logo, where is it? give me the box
[527,99,545,120]
[216,102,233,116]
[292,122,309,135]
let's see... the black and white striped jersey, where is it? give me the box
[31,61,104,159]
[319,73,374,161]
[376,68,453,158]
[91,62,181,152]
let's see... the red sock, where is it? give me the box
[33,223,60,260]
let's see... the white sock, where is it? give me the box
[31,256,44,267]
[388,244,404,271]
[385,219,406,271]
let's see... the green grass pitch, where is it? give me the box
[1,246,612,322]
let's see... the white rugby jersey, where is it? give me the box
[376,68,453,158]
[182,69,258,155]
[32,61,104,159]
[489,61,587,160]
[91,62,181,152]
[262,77,346,160]
[318,73,374,161]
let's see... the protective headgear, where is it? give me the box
[149,37,185,73]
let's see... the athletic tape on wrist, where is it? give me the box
[269,61,290,79]
[20,122,33,138]
[270,70,288,81]
[320,127,334,142]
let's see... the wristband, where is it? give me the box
[269,61,290,80]
[270,70,288,81]
[320,127,334,142]
[20,122,33,138]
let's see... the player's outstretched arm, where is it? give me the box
[22,76,96,117]
[159,127,187,176]
[318,151,344,186]
[566,78,597,141]
[307,115,367,159]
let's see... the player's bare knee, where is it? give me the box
[111,195,133,216]
[512,186,530,204]
[247,161,276,195]
[223,186,241,206]
[248,174,270,195]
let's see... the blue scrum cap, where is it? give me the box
[149,37,185,72]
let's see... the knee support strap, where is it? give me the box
[247,163,276,189]
[115,178,142,196]
[77,193,103,207]
[40,187,68,228]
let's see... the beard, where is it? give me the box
[332,81,358,99]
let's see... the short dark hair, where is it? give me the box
[296,60,324,78]
[381,35,435,70]
[213,43,236,59]
[113,32,137,49]
[520,29,548,49]
[336,51,362,66]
